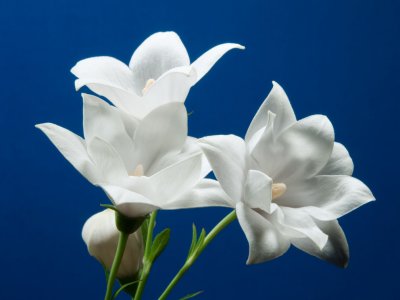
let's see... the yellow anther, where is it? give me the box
[272,183,287,200]
[132,164,144,177]
[142,78,155,95]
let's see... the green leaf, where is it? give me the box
[149,228,171,262]
[187,223,198,258]
[195,229,206,252]
[100,203,117,211]
[179,290,204,300]
[112,280,140,299]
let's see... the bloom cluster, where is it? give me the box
[36,32,374,299]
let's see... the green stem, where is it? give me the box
[104,232,129,300]
[158,210,237,300]
[133,211,158,300]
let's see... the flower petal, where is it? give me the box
[101,185,159,217]
[244,170,273,213]
[129,32,190,93]
[236,202,290,264]
[319,142,354,176]
[191,43,245,84]
[245,81,296,144]
[279,175,375,221]
[132,102,188,175]
[291,219,349,267]
[254,115,334,181]
[199,135,248,202]
[71,57,141,114]
[83,94,136,171]
[35,123,99,184]
[167,179,235,209]
[279,207,328,250]
[87,137,128,183]
[140,66,195,114]
[150,153,204,208]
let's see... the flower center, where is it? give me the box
[272,183,287,200]
[142,78,155,95]
[131,164,144,177]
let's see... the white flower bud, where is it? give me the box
[82,209,144,279]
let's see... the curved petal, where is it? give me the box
[133,102,188,174]
[256,115,334,181]
[279,207,328,250]
[245,81,296,144]
[150,153,204,207]
[129,32,190,93]
[71,57,142,114]
[87,137,128,183]
[166,179,235,209]
[191,43,245,84]
[35,123,99,184]
[244,170,273,213]
[236,202,290,264]
[199,135,248,202]
[319,142,354,176]
[279,175,375,221]
[291,219,349,268]
[83,94,135,171]
[101,185,159,217]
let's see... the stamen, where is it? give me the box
[272,183,287,200]
[132,164,144,177]
[142,78,155,95]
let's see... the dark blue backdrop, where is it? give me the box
[1,0,398,299]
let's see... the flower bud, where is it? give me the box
[82,209,144,279]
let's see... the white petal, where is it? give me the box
[82,94,135,171]
[167,179,235,209]
[244,170,273,213]
[35,123,99,184]
[319,142,354,176]
[191,43,245,84]
[279,175,375,221]
[133,103,187,175]
[291,219,349,267]
[150,153,204,208]
[129,32,190,93]
[139,66,195,115]
[236,202,290,264]
[199,135,248,202]
[87,137,128,183]
[279,207,328,250]
[245,81,296,144]
[101,185,159,217]
[71,57,141,114]
[254,115,334,181]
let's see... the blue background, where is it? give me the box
[1,0,398,299]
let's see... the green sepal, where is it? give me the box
[100,204,146,234]
[179,291,204,300]
[149,228,171,262]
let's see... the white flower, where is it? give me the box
[82,209,143,279]
[198,82,375,267]
[36,94,216,217]
[71,31,244,119]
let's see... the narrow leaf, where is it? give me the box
[149,228,171,262]
[141,216,150,246]
[187,223,198,258]
[179,290,204,300]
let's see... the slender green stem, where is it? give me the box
[158,210,237,300]
[104,232,129,300]
[133,211,158,300]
